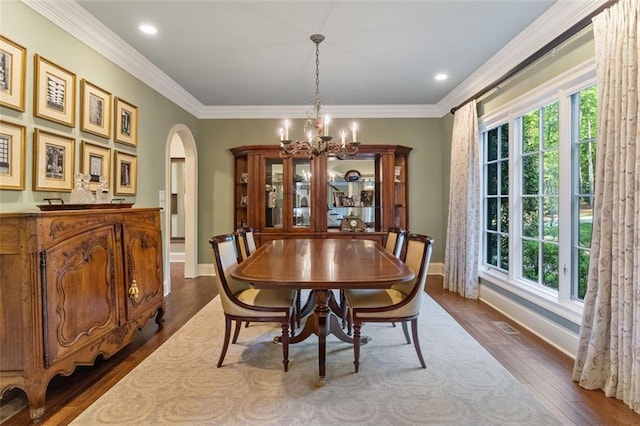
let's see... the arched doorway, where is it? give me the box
[164,124,198,294]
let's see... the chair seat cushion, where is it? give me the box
[223,288,295,318]
[237,288,295,308]
[345,288,422,319]
[345,288,405,308]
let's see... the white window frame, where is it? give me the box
[478,59,596,324]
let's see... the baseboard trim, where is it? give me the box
[170,252,185,262]
[479,285,578,359]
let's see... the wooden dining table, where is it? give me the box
[231,238,415,386]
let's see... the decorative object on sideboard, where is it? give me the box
[279,34,360,159]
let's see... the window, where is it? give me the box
[483,123,509,272]
[480,67,597,312]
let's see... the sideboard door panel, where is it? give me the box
[122,223,163,321]
[42,225,119,367]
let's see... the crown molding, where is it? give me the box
[22,0,203,116]
[23,0,607,120]
[438,0,608,115]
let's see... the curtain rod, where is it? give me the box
[450,0,618,114]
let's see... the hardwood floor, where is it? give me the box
[2,264,639,425]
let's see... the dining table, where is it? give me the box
[231,238,415,386]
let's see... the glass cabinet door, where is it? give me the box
[326,157,379,231]
[264,158,284,229]
[292,159,312,229]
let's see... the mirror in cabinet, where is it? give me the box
[327,157,379,231]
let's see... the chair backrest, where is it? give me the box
[391,234,434,314]
[385,227,406,258]
[236,227,256,260]
[209,234,251,312]
[244,227,257,253]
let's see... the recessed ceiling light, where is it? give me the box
[435,73,448,81]
[139,24,158,35]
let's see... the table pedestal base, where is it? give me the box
[289,289,368,386]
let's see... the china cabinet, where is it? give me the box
[230,145,411,245]
[0,208,165,421]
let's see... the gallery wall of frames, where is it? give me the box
[0,34,138,198]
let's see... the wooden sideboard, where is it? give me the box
[0,208,165,421]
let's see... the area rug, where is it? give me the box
[71,293,561,425]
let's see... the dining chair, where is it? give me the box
[236,226,257,261]
[344,233,434,373]
[384,227,407,259]
[209,233,296,371]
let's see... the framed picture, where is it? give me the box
[81,141,111,192]
[240,194,248,207]
[114,150,137,195]
[81,79,112,139]
[0,120,26,190]
[332,191,344,207]
[114,97,138,147]
[33,128,75,192]
[0,35,26,112]
[360,189,374,207]
[34,55,76,127]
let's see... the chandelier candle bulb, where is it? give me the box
[352,123,358,142]
[341,130,346,147]
[324,115,330,136]
[285,120,290,140]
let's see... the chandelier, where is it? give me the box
[279,34,360,159]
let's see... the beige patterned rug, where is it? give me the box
[71,293,561,425]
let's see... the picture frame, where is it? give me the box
[81,79,112,139]
[240,194,248,207]
[360,189,374,207]
[81,141,111,192]
[0,35,26,112]
[114,97,138,147]
[33,128,75,192]
[332,191,344,207]
[0,120,26,190]
[114,150,137,195]
[34,54,76,127]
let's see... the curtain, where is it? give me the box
[572,0,640,414]
[443,100,480,299]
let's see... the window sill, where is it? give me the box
[479,267,583,326]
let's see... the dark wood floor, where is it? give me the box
[2,264,639,425]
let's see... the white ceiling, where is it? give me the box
[27,1,607,118]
